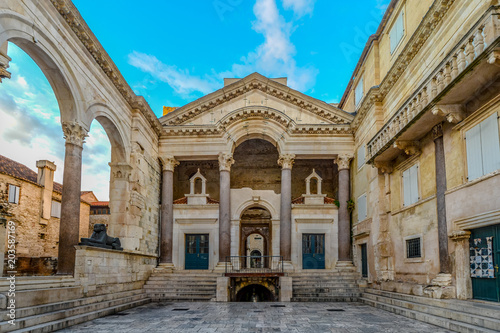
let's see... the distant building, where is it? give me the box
[0,154,91,275]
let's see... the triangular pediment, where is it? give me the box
[160,73,354,127]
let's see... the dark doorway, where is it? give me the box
[185,234,209,270]
[361,243,368,278]
[235,284,275,302]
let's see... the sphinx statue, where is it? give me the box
[79,223,123,250]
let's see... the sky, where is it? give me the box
[0,0,389,200]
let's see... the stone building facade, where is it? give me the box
[0,155,90,275]
[0,0,498,306]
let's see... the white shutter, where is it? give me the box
[357,145,366,169]
[480,113,500,175]
[51,201,61,218]
[409,164,419,204]
[357,194,367,222]
[403,168,411,206]
[355,77,363,106]
[15,186,19,204]
[390,11,404,53]
[8,185,15,203]
[466,123,483,181]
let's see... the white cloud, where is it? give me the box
[128,51,220,97]
[282,0,316,18]
[129,0,318,98]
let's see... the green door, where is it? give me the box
[185,234,209,270]
[470,225,500,302]
[302,234,325,269]
[361,243,368,278]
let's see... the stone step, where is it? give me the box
[0,287,83,309]
[291,296,359,302]
[12,298,151,333]
[361,291,500,331]
[293,291,361,296]
[364,288,500,319]
[0,293,150,332]
[0,289,143,321]
[144,290,215,295]
[147,294,213,302]
[292,282,358,287]
[361,296,499,333]
[0,277,76,292]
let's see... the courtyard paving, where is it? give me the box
[58,302,455,333]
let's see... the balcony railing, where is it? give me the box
[225,256,284,275]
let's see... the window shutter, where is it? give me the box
[8,185,15,203]
[357,145,366,169]
[466,123,484,181]
[15,186,19,204]
[357,194,367,222]
[355,77,363,106]
[480,113,500,175]
[403,168,411,206]
[51,201,61,218]
[409,164,419,203]
[390,11,404,53]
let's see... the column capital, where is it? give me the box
[62,121,88,147]
[218,152,235,172]
[109,162,133,180]
[432,123,444,140]
[160,156,179,172]
[278,154,295,170]
[334,154,353,170]
[449,230,471,242]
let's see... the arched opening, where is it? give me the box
[240,206,272,268]
[0,41,84,276]
[235,284,275,302]
[231,139,281,193]
[310,178,318,194]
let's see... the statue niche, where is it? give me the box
[79,223,123,250]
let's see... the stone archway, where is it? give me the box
[240,206,272,268]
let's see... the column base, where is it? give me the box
[282,261,295,272]
[335,261,355,271]
[156,263,175,273]
[214,262,231,273]
[424,273,455,299]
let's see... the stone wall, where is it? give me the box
[74,246,156,296]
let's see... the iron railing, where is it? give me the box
[225,255,284,275]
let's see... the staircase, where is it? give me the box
[144,270,219,302]
[361,288,500,333]
[0,288,150,333]
[290,270,361,302]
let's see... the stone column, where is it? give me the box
[334,154,353,262]
[57,121,88,275]
[433,124,451,274]
[450,230,472,299]
[159,156,179,265]
[278,154,295,262]
[218,153,234,262]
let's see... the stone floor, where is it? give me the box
[58,302,455,333]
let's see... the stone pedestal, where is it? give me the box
[279,276,292,302]
[216,276,230,302]
[450,230,472,300]
[57,122,88,275]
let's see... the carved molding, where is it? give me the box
[374,161,394,174]
[109,162,132,181]
[160,156,179,172]
[432,123,444,140]
[394,140,421,156]
[62,121,88,147]
[278,154,296,170]
[431,104,466,124]
[218,153,235,172]
[0,51,11,83]
[49,0,162,135]
[487,49,500,67]
[449,230,471,242]
[334,154,353,170]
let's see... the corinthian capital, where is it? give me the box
[160,156,179,172]
[278,154,295,170]
[334,154,353,170]
[62,121,88,147]
[218,153,235,172]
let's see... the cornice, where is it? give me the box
[49,0,162,135]
[350,0,457,131]
[161,73,354,126]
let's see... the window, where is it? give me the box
[8,185,19,204]
[51,200,61,218]
[402,164,419,206]
[357,145,366,169]
[406,237,421,258]
[355,76,364,106]
[390,10,405,54]
[357,193,367,222]
[465,113,500,181]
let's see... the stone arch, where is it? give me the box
[86,102,130,164]
[234,201,277,220]
[0,10,84,123]
[233,282,278,302]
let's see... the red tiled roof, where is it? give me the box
[91,201,109,207]
[207,197,219,204]
[292,196,338,205]
[173,197,220,205]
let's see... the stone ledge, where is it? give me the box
[74,246,158,258]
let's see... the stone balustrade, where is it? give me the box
[367,7,499,162]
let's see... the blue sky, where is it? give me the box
[0,0,389,200]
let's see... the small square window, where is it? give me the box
[406,238,421,258]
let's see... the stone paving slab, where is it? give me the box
[57,302,455,333]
